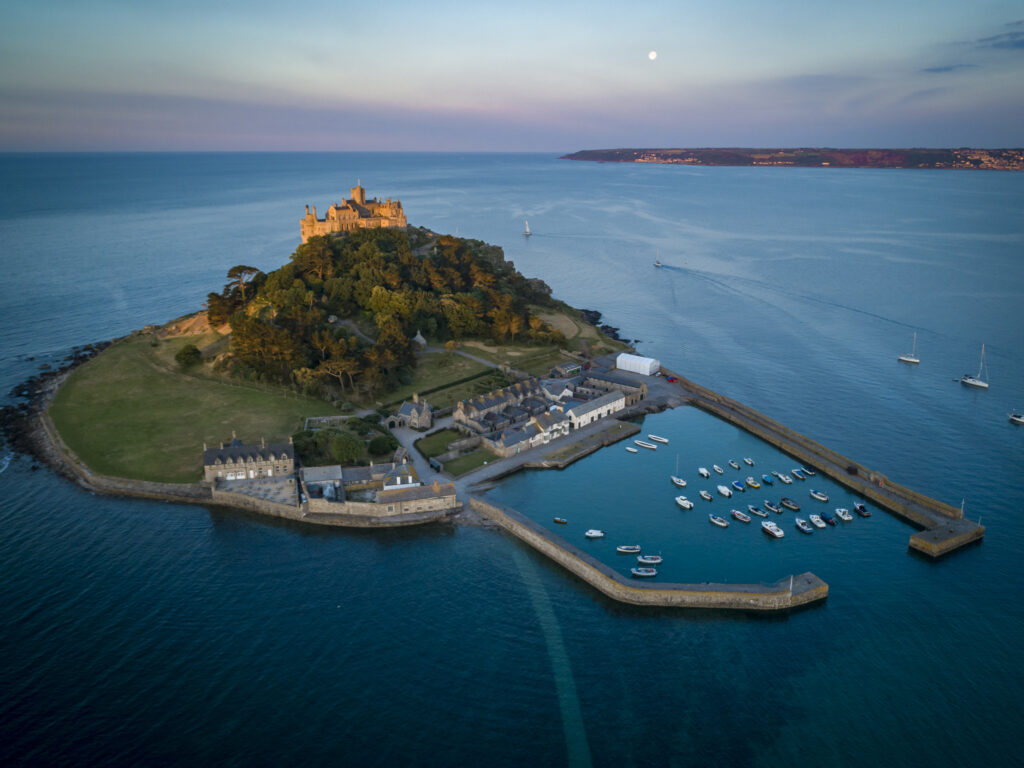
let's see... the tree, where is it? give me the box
[330,433,364,464]
[174,343,202,369]
[227,265,260,302]
[368,434,398,455]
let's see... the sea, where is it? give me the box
[1,153,1022,767]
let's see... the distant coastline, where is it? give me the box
[561,147,1024,171]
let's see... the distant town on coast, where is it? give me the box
[562,147,1024,170]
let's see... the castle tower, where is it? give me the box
[350,182,366,206]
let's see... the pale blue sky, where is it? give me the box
[1,0,1022,150]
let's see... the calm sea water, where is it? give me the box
[1,153,1023,766]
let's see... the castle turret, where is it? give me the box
[350,183,366,206]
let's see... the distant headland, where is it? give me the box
[561,147,1024,170]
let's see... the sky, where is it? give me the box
[1,0,1023,151]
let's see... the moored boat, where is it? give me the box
[671,475,687,488]
[821,510,837,526]
[854,503,872,518]
[745,476,761,489]
[731,509,751,523]
[809,514,826,529]
[637,554,663,565]
[631,567,657,577]
[554,517,567,524]
[770,470,782,478]
[713,464,724,474]
[699,490,713,502]
[709,514,729,528]
[810,489,829,502]
[801,467,816,477]
[698,467,711,478]
[779,474,793,484]
[761,520,784,538]
[961,344,990,389]
[635,440,658,450]
[728,459,740,470]
[795,517,813,534]
[731,480,746,493]
[675,495,694,510]
[898,331,920,365]
[717,484,733,498]
[835,507,853,521]
[648,434,669,444]
[747,504,767,517]
[617,544,642,554]
[1009,411,1024,425]
[743,457,754,466]
[763,500,781,514]
[761,473,774,486]
[780,497,800,511]
[791,469,805,480]
[625,446,638,453]
[584,529,605,538]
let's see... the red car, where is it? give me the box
[666,376,677,383]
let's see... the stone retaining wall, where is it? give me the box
[470,497,827,611]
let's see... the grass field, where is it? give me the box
[49,335,338,483]
[414,428,462,458]
[443,448,497,477]
[385,352,491,408]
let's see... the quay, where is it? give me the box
[658,366,984,557]
[470,498,828,611]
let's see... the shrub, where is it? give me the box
[368,434,398,455]
[175,344,202,369]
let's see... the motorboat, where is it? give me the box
[795,517,813,534]
[809,514,826,529]
[637,554,663,565]
[778,474,793,485]
[635,440,658,450]
[554,517,567,524]
[631,567,657,577]
[698,467,711,478]
[728,459,740,470]
[763,500,781,514]
[770,470,782,478]
[747,504,767,517]
[854,503,872,518]
[731,480,746,493]
[761,473,774,486]
[961,344,989,389]
[820,510,837,526]
[780,497,800,511]
[745,476,761,489]
[731,509,751,523]
[625,446,638,453]
[671,475,687,488]
[801,467,816,477]
[761,520,784,538]
[898,331,920,365]
[713,464,725,474]
[584,529,605,538]
[617,544,642,554]
[699,490,713,502]
[648,434,669,444]
[717,484,733,498]
[791,469,805,480]
[675,495,694,510]
[835,507,853,522]
[1010,412,1024,425]
[709,514,729,528]
[743,457,755,466]
[809,489,829,502]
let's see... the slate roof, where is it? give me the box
[301,465,343,484]
[585,371,642,388]
[567,390,625,418]
[377,482,457,503]
[204,441,293,466]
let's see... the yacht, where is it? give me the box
[523,219,531,237]
[728,459,740,470]
[961,344,989,389]
[717,484,733,498]
[795,518,814,534]
[713,464,725,474]
[763,500,781,514]
[631,567,657,577]
[1010,411,1024,425]
[731,509,752,523]
[584,529,605,539]
[648,434,669,444]
[709,514,729,528]
[634,440,658,450]
[699,490,713,502]
[761,520,784,538]
[835,507,853,522]
[637,554,663,565]
[810,489,829,502]
[898,331,920,365]
[670,455,686,487]
[675,495,694,510]
[698,467,711,478]
[617,544,642,554]
[809,514,826,529]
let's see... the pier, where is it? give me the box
[659,367,984,557]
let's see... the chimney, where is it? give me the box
[261,436,265,448]
[232,430,237,441]
[412,392,418,403]
[305,204,310,216]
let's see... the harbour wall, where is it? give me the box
[470,497,828,611]
[659,367,984,556]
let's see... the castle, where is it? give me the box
[300,182,407,243]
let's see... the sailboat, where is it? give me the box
[961,344,989,389]
[654,249,662,268]
[898,331,920,365]
[670,454,686,488]
[523,220,531,237]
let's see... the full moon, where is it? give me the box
[648,50,657,60]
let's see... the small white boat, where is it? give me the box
[699,490,713,502]
[671,475,687,488]
[731,509,751,523]
[717,484,733,498]
[763,500,781,514]
[617,544,642,554]
[809,514,826,529]
[791,469,805,480]
[1010,411,1024,425]
[637,554,662,565]
[631,567,657,577]
[675,495,694,510]
[523,219,531,237]
[625,446,638,453]
[743,457,754,466]
[584,529,605,539]
[835,507,853,521]
[762,520,784,538]
[635,440,658,450]
[748,504,767,517]
[801,467,816,477]
[961,344,989,389]
[728,459,740,470]
[810,489,829,502]
[698,467,711,478]
[713,464,724,474]
[779,474,793,485]
[648,434,669,444]
[709,514,729,528]
[898,331,920,365]
[795,518,813,534]
[770,470,782,478]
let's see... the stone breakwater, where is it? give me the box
[660,366,985,557]
[470,497,828,611]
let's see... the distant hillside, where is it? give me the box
[561,147,1024,170]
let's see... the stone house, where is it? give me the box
[564,391,626,429]
[388,393,433,430]
[203,434,294,482]
[452,379,546,435]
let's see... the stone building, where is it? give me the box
[452,379,547,435]
[388,393,433,430]
[203,434,294,482]
[575,371,648,406]
[564,390,626,429]
[300,182,407,243]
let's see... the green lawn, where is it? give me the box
[443,448,497,476]
[385,352,490,407]
[414,428,462,458]
[49,336,338,483]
